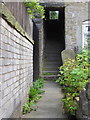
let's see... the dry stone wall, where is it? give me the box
[76,82,90,119]
[0,4,33,119]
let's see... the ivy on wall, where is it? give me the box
[24,0,45,19]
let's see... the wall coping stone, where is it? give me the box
[40,2,65,8]
[0,2,34,44]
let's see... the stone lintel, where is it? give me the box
[40,2,65,8]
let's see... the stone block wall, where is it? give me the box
[33,18,44,77]
[0,12,33,119]
[76,82,90,119]
[65,2,88,51]
[40,1,89,51]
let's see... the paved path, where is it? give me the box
[22,80,68,118]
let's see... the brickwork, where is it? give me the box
[0,17,33,119]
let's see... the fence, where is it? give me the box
[4,2,33,38]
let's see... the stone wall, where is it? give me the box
[40,1,89,52]
[33,22,39,81]
[0,2,34,119]
[76,82,90,119]
[65,2,88,51]
[33,18,44,77]
[40,0,64,3]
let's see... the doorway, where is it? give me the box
[43,7,65,75]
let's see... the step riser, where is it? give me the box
[43,76,58,80]
[43,71,58,73]
[43,65,60,67]
[43,40,62,75]
[44,62,61,64]
[43,65,59,68]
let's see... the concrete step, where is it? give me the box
[43,65,60,69]
[45,51,60,54]
[45,48,61,52]
[43,69,59,72]
[45,54,60,57]
[45,57,60,62]
[44,54,60,57]
[43,62,61,66]
[44,58,60,61]
[43,39,63,76]
[44,62,61,66]
[42,71,59,75]
[42,75,58,80]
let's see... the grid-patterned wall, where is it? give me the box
[0,17,33,119]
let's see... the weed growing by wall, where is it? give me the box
[56,49,90,116]
[23,78,45,114]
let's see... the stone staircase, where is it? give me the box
[42,38,63,79]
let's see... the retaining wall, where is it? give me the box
[0,2,34,119]
[76,82,90,119]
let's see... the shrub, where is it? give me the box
[23,78,45,114]
[56,49,90,115]
[24,0,45,19]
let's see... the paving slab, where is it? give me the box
[22,80,68,119]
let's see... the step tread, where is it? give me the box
[43,71,59,73]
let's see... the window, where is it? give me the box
[82,21,90,48]
[49,11,59,20]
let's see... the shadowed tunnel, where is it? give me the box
[43,8,65,75]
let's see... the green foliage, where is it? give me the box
[50,11,59,20]
[62,96,79,115]
[24,0,45,19]
[56,49,90,115]
[33,78,44,89]
[23,99,36,114]
[23,78,45,114]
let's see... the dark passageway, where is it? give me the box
[43,8,65,75]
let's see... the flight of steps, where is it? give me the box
[42,39,63,79]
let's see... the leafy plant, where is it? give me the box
[23,99,36,114]
[62,96,79,115]
[50,11,59,20]
[33,78,44,89]
[56,49,90,115]
[23,78,45,114]
[24,0,45,18]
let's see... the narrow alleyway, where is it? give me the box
[22,80,68,118]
